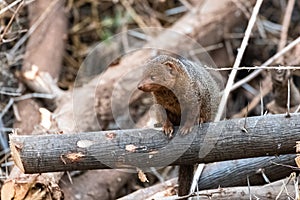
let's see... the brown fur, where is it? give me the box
[138,55,220,198]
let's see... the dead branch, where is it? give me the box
[118,154,296,200]
[9,113,299,173]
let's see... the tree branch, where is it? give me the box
[10,113,300,174]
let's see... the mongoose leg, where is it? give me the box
[179,106,200,135]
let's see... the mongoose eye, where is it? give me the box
[150,75,156,81]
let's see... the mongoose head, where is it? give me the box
[137,55,182,92]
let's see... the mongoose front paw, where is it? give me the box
[179,125,194,135]
[163,121,174,138]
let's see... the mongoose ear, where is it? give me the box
[164,61,177,76]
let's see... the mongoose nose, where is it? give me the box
[137,84,143,90]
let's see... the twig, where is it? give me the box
[127,30,150,41]
[215,0,263,122]
[287,79,291,116]
[206,65,300,71]
[242,83,258,96]
[0,98,14,119]
[120,0,148,31]
[0,119,8,151]
[150,167,164,183]
[191,43,224,54]
[230,36,300,92]
[178,0,193,11]
[247,175,252,200]
[260,82,264,116]
[165,6,188,16]
[258,168,271,183]
[294,104,300,113]
[0,90,21,96]
[224,39,235,64]
[277,0,295,54]
[294,175,299,199]
[14,93,55,101]
[0,0,24,43]
[13,103,21,121]
[0,128,13,132]
[189,163,204,194]
[231,0,251,19]
[0,0,23,16]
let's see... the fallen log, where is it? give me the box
[119,176,297,200]
[10,113,299,173]
[198,154,296,189]
[118,155,296,199]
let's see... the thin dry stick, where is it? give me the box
[207,65,300,71]
[277,0,294,114]
[277,0,295,54]
[230,35,300,92]
[260,82,264,116]
[0,98,14,119]
[294,176,299,199]
[287,78,291,116]
[189,163,204,194]
[294,104,300,113]
[247,175,252,200]
[260,0,294,116]
[0,0,23,16]
[0,0,24,42]
[14,93,55,101]
[214,0,263,122]
[120,0,148,30]
[179,0,193,11]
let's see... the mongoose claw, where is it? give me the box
[163,123,174,138]
[179,125,194,135]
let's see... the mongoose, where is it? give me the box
[137,55,220,198]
